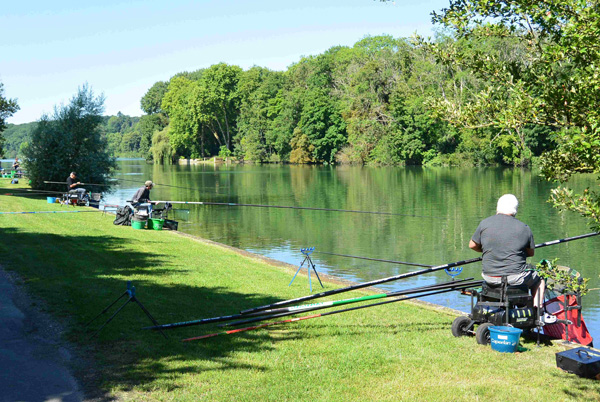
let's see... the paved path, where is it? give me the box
[0,268,83,402]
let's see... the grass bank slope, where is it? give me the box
[0,183,598,401]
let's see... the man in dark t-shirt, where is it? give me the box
[66,172,87,200]
[131,180,153,206]
[469,194,545,307]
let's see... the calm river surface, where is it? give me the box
[104,159,600,340]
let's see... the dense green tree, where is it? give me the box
[161,76,203,158]
[22,84,116,190]
[1,122,36,158]
[196,63,243,151]
[0,82,20,157]
[235,67,284,161]
[138,113,168,159]
[140,81,169,115]
[151,126,174,164]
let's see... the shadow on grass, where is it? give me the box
[0,226,296,399]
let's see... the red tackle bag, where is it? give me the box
[543,295,593,346]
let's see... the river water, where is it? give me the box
[71,159,600,340]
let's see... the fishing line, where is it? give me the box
[151,200,438,218]
[114,178,439,217]
[315,251,434,268]
[240,232,600,315]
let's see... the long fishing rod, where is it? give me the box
[183,286,471,342]
[219,279,482,328]
[115,178,208,192]
[0,188,64,195]
[151,200,436,218]
[315,251,434,268]
[116,178,440,217]
[240,232,600,315]
[144,277,478,331]
[0,210,100,215]
[43,181,112,186]
[1,191,64,197]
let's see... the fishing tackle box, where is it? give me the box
[555,347,600,379]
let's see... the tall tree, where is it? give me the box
[140,81,169,115]
[428,0,600,226]
[23,84,116,190]
[0,82,20,157]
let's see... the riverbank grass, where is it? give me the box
[1,188,599,401]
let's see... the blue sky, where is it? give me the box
[1,0,449,124]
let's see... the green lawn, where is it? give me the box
[1,181,599,401]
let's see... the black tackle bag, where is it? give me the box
[113,206,133,226]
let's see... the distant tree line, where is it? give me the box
[0,16,589,170]
[135,34,561,167]
[1,33,561,167]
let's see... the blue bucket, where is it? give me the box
[47,197,57,204]
[489,326,522,353]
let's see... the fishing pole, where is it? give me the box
[183,286,472,342]
[144,277,478,331]
[115,178,440,217]
[240,232,600,315]
[115,178,211,192]
[151,200,437,218]
[219,279,482,328]
[0,210,100,215]
[43,181,112,186]
[1,191,64,197]
[315,251,434,268]
[0,188,64,195]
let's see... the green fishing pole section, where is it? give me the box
[220,279,482,328]
[183,286,473,342]
[146,278,479,331]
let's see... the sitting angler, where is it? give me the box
[66,172,87,201]
[131,180,154,207]
[469,194,546,308]
[131,180,154,217]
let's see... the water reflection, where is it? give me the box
[105,160,600,340]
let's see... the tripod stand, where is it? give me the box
[289,247,324,292]
[85,281,167,339]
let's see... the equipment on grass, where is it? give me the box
[145,278,480,331]
[85,281,166,339]
[544,294,593,346]
[220,278,482,328]
[451,276,540,345]
[113,205,134,226]
[289,247,323,292]
[183,285,476,342]
[61,192,89,207]
[556,347,600,379]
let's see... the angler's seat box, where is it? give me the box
[556,347,600,379]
